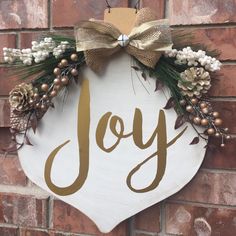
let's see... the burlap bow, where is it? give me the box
[75,8,173,72]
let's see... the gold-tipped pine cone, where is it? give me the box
[9,83,35,112]
[178,67,211,98]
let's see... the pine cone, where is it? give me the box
[9,83,34,112]
[178,67,211,98]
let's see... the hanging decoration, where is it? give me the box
[0,7,231,233]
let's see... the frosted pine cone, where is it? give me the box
[178,67,211,98]
[9,83,34,112]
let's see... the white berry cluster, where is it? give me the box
[3,37,71,66]
[165,47,221,72]
[3,48,22,64]
[53,41,70,58]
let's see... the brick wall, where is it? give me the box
[0,0,235,235]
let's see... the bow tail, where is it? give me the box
[84,47,120,73]
[126,46,161,69]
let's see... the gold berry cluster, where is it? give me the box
[180,97,231,147]
[33,53,80,111]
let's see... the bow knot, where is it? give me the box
[75,8,173,73]
[118,34,130,47]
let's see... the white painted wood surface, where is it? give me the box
[17,53,206,233]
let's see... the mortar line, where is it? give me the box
[158,201,167,236]
[166,199,236,209]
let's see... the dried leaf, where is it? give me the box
[164,97,175,110]
[31,115,38,134]
[155,80,163,92]
[131,66,140,71]
[190,137,200,145]
[24,136,33,146]
[141,72,147,81]
[174,114,186,129]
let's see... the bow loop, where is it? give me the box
[75,8,173,73]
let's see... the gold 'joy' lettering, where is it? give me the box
[44,79,187,196]
[44,79,90,196]
[96,108,187,193]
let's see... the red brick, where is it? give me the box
[140,0,165,19]
[170,0,236,25]
[212,101,236,133]
[0,193,48,228]
[0,99,10,127]
[173,28,236,61]
[165,203,236,236]
[53,200,128,235]
[0,67,20,96]
[20,32,45,49]
[171,169,236,206]
[0,155,27,186]
[0,0,48,29]
[0,34,17,62]
[20,228,49,236]
[0,128,13,152]
[134,204,160,233]
[209,65,236,97]
[52,0,128,27]
[203,137,236,170]
[0,226,18,236]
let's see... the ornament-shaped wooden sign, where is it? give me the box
[9,8,213,233]
[17,51,206,232]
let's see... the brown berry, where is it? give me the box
[61,59,68,67]
[193,117,201,125]
[54,85,61,91]
[41,104,46,110]
[201,118,209,126]
[200,102,207,109]
[41,84,49,92]
[191,98,198,105]
[58,62,63,68]
[186,105,194,113]
[202,108,209,114]
[50,90,57,97]
[214,118,223,126]
[71,68,78,76]
[53,67,61,76]
[42,94,48,100]
[212,112,220,118]
[61,76,69,85]
[34,93,39,99]
[207,128,215,135]
[54,78,61,85]
[71,53,78,61]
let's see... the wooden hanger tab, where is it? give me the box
[104,8,137,35]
